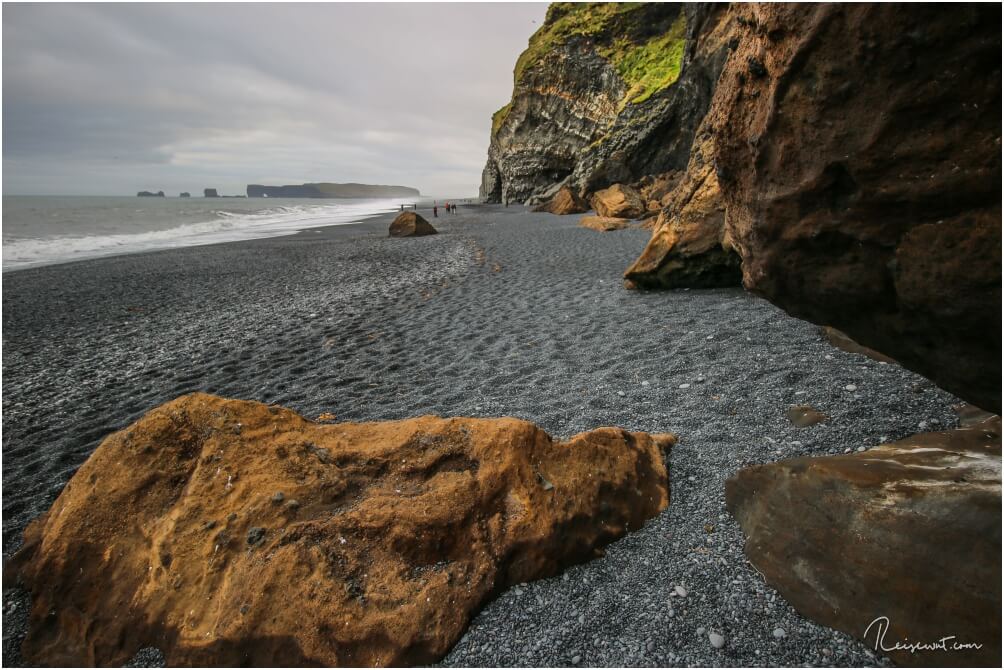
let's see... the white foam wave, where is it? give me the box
[2,200,405,272]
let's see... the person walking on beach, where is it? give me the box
[433,204,438,217]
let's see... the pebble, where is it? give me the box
[674,585,688,597]
[678,383,690,389]
[271,491,285,504]
[844,384,858,391]
[617,390,625,397]
[246,527,266,546]
[571,655,581,665]
[709,632,726,649]
[696,626,706,635]
[773,627,786,639]
[856,446,866,452]
[641,380,650,387]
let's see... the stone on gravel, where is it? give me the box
[11,393,674,667]
[772,628,786,639]
[389,211,437,237]
[726,416,1002,666]
[532,186,588,215]
[580,215,631,232]
[709,632,725,649]
[785,405,827,428]
[589,184,645,219]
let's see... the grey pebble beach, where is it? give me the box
[2,205,959,666]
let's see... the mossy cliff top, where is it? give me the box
[491,2,688,134]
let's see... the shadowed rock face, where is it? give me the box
[726,417,1002,667]
[705,3,1002,411]
[11,393,672,667]
[389,211,437,237]
[481,3,733,204]
[624,124,742,289]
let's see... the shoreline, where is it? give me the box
[1,198,473,274]
[2,204,959,667]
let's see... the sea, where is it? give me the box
[1,195,422,272]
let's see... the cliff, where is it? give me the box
[247,183,420,199]
[480,2,732,204]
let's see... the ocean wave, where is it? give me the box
[2,200,405,272]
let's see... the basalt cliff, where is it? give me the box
[480,2,733,205]
[483,2,1001,413]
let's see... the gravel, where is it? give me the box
[2,204,961,666]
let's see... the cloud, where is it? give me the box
[2,2,547,196]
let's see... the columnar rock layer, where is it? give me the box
[480,3,732,204]
[12,393,672,666]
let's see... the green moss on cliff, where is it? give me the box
[514,2,643,84]
[603,12,687,104]
[492,102,513,135]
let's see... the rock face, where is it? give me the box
[699,3,1001,411]
[248,183,420,199]
[726,417,1002,667]
[389,211,437,237]
[480,3,733,204]
[11,393,672,666]
[531,185,588,215]
[624,126,741,288]
[590,184,645,219]
[579,215,631,232]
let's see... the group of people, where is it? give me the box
[432,201,458,217]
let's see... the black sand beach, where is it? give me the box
[2,205,960,666]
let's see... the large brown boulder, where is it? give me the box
[389,211,437,237]
[624,128,741,288]
[726,417,1002,667]
[532,185,588,215]
[707,4,1001,411]
[589,184,646,219]
[11,393,672,666]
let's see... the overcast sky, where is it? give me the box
[2,2,546,196]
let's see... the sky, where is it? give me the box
[2,1,547,197]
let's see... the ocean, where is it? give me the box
[1,195,419,272]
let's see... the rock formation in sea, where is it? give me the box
[389,211,437,237]
[247,183,421,199]
[179,192,191,198]
[203,188,219,198]
[726,416,1002,667]
[11,393,672,666]
[480,2,733,205]
[136,191,165,197]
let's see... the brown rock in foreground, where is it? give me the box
[389,211,437,237]
[624,128,741,288]
[708,4,1001,411]
[12,393,672,667]
[726,417,1002,667]
[532,185,588,215]
[580,215,631,232]
[589,184,645,219]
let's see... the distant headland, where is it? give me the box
[246,182,420,198]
